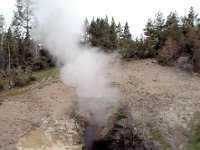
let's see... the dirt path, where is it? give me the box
[0,59,200,150]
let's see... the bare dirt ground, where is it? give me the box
[0,59,200,150]
[0,77,78,150]
[110,59,200,150]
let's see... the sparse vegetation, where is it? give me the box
[0,1,200,150]
[0,67,58,99]
[188,125,200,150]
[34,68,58,81]
[0,2,200,93]
[148,123,171,150]
[0,82,4,92]
[0,0,55,90]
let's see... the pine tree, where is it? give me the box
[123,22,132,40]
[122,22,132,48]
[154,11,165,32]
[12,0,34,65]
[154,11,165,49]
[144,19,154,37]
[144,11,165,50]
[88,17,98,46]
[116,22,123,39]
[99,16,110,49]
[88,16,111,49]
[182,7,199,28]
[87,17,134,51]
[0,15,5,70]
[12,0,23,38]
[81,18,89,44]
[164,11,180,38]
[109,17,117,50]
[3,28,14,87]
[12,0,24,65]
[116,22,123,48]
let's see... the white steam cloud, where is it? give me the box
[32,0,119,124]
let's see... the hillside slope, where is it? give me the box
[0,59,200,150]
[110,59,200,150]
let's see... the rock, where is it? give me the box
[152,60,157,64]
[182,63,194,72]
[17,118,83,150]
[175,57,188,65]
[175,57,194,71]
[144,50,150,58]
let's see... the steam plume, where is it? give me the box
[32,0,119,148]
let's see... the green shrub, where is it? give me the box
[157,52,174,66]
[15,75,29,87]
[188,125,200,150]
[193,41,200,72]
[31,58,43,71]
[14,73,35,87]
[120,48,136,59]
[31,56,50,71]
[29,74,36,82]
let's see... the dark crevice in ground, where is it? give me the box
[82,108,156,150]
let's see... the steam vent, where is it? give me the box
[78,103,156,150]
[16,102,155,150]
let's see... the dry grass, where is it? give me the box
[0,87,30,101]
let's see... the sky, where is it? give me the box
[0,0,16,27]
[0,0,200,36]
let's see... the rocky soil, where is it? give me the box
[110,59,200,150]
[0,59,200,150]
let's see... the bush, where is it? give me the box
[14,73,35,87]
[31,56,54,71]
[31,58,45,71]
[157,54,174,66]
[29,74,36,82]
[14,75,30,87]
[193,40,200,72]
[120,48,137,59]
[121,48,156,60]
[0,82,4,92]
[0,75,4,92]
[157,36,181,66]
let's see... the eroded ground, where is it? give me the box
[0,77,78,150]
[0,59,200,150]
[110,59,200,150]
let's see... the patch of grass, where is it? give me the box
[0,67,59,100]
[116,107,128,121]
[34,67,59,81]
[188,125,200,150]
[148,123,170,150]
[0,87,30,100]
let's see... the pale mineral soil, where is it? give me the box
[0,77,78,150]
[110,59,200,150]
[0,59,200,150]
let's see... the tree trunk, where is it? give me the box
[8,43,11,88]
